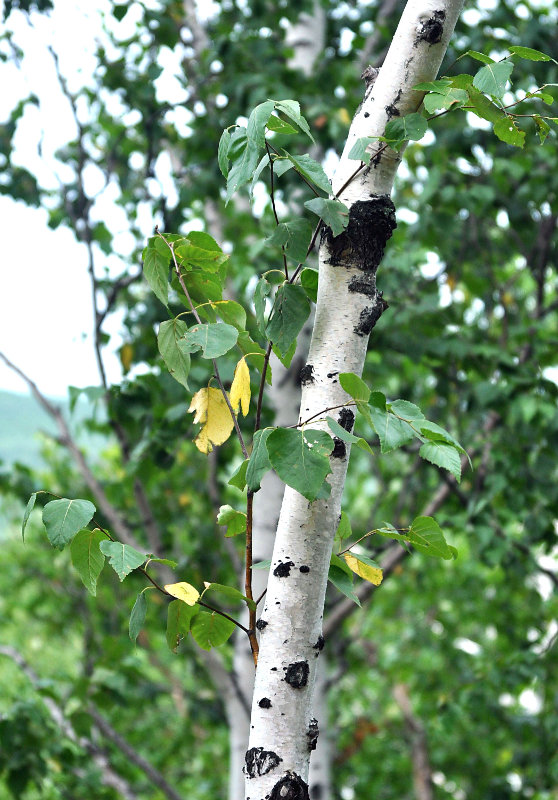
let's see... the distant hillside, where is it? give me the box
[0,389,107,469]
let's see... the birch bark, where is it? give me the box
[245,3,464,798]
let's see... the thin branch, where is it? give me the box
[245,491,259,664]
[254,343,273,433]
[87,706,185,800]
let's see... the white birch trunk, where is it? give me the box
[245,3,464,798]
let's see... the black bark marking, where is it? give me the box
[337,408,355,432]
[416,10,445,45]
[284,661,309,688]
[269,773,310,800]
[273,560,295,578]
[313,634,325,651]
[258,697,272,708]
[299,565,310,573]
[385,103,400,118]
[271,667,278,671]
[299,364,315,386]
[256,618,268,631]
[244,747,282,778]
[348,273,376,297]
[364,112,369,118]
[331,438,346,459]
[307,718,319,752]
[354,297,387,336]
[327,371,339,378]
[324,198,396,273]
[311,785,323,799]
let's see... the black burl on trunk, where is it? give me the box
[324,197,396,335]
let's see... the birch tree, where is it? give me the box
[244,3,465,797]
[2,1,558,799]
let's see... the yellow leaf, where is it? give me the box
[120,343,134,372]
[230,357,251,416]
[344,553,383,586]
[164,581,200,605]
[188,387,235,453]
[337,107,351,125]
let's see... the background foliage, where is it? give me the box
[0,0,557,798]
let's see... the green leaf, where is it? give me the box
[508,46,554,63]
[347,136,377,164]
[335,510,352,542]
[70,528,108,596]
[493,116,526,148]
[419,441,462,482]
[273,99,314,142]
[158,318,191,389]
[265,219,313,263]
[99,541,147,581]
[272,338,297,369]
[181,270,223,303]
[383,113,427,151]
[266,428,333,502]
[22,492,38,541]
[266,115,297,134]
[339,372,371,402]
[408,516,456,560]
[146,557,178,568]
[216,300,246,331]
[226,138,261,204]
[534,115,551,144]
[228,459,248,490]
[251,559,271,570]
[300,268,318,303]
[413,79,453,92]
[368,403,414,454]
[166,599,199,653]
[423,86,468,113]
[389,399,425,421]
[218,128,231,177]
[265,283,310,356]
[247,100,275,146]
[284,152,332,195]
[246,428,273,492]
[216,504,247,537]
[129,591,148,643]
[201,582,256,612]
[304,198,349,237]
[418,420,465,453]
[464,50,495,65]
[251,154,270,195]
[182,322,239,358]
[473,61,514,99]
[191,610,236,650]
[42,498,96,551]
[326,416,373,454]
[254,276,271,335]
[143,243,170,306]
[174,238,228,272]
[328,563,361,606]
[465,87,505,123]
